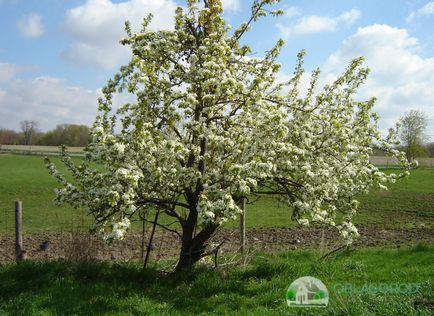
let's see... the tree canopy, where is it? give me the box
[399,110,428,161]
[46,0,411,271]
[20,120,39,145]
[39,124,90,147]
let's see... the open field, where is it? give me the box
[0,154,433,233]
[0,155,82,233]
[0,246,433,315]
[0,153,433,264]
[0,154,433,315]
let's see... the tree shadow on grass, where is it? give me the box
[1,247,432,315]
[0,260,258,315]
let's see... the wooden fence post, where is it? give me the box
[140,215,146,260]
[143,209,160,270]
[15,200,23,261]
[240,197,246,253]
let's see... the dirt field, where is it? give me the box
[1,226,433,264]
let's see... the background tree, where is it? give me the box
[20,120,39,146]
[46,0,410,272]
[426,142,434,158]
[399,110,428,161]
[38,124,90,147]
[0,128,21,144]
[1,124,90,146]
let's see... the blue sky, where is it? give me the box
[1,0,433,140]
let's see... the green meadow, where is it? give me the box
[0,154,433,233]
[0,154,433,315]
[0,246,433,315]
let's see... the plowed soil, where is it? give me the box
[1,225,433,264]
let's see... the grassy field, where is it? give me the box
[0,246,433,315]
[352,168,434,228]
[0,155,433,315]
[0,154,433,233]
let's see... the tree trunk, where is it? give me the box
[174,223,219,272]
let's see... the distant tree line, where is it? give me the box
[1,114,433,156]
[0,120,90,147]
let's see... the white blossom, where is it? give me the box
[45,0,410,249]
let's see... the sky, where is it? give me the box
[0,0,434,140]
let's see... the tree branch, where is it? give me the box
[143,218,182,239]
[231,2,265,42]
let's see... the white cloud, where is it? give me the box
[407,1,434,22]
[221,0,240,11]
[275,70,312,99]
[419,1,434,14]
[277,15,336,37]
[339,9,360,24]
[406,11,416,23]
[0,63,23,83]
[284,6,302,19]
[277,9,360,38]
[17,13,44,38]
[0,76,100,130]
[0,75,137,131]
[62,0,178,69]
[0,63,37,83]
[322,24,434,139]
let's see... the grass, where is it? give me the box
[0,154,83,233]
[0,154,433,233]
[353,168,434,228]
[0,154,433,315]
[0,246,433,315]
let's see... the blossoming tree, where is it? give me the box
[46,0,410,271]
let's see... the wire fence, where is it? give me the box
[0,205,182,267]
[2,145,434,167]
[369,156,434,168]
[1,201,433,269]
[1,147,433,266]
[0,201,346,268]
[0,145,84,156]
